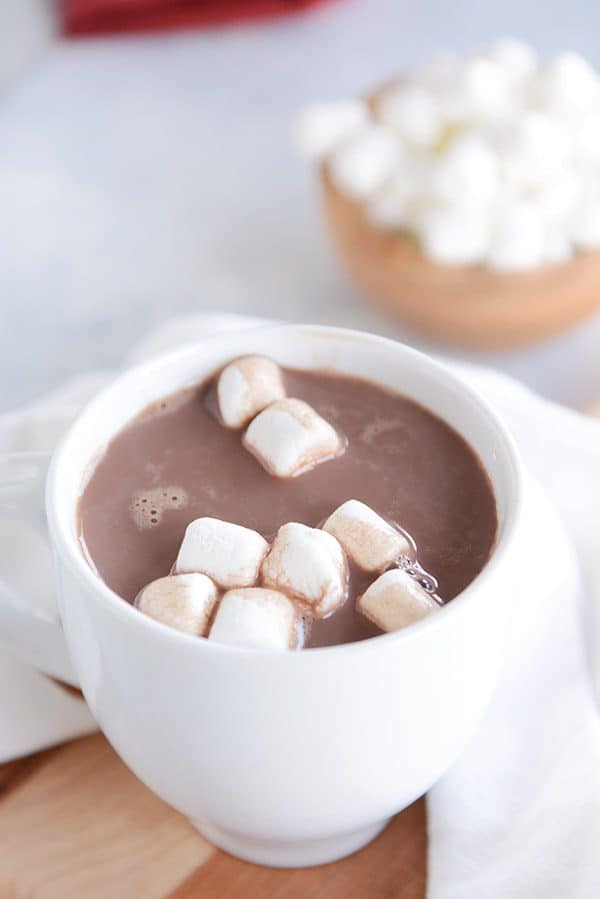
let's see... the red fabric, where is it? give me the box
[63,0,332,36]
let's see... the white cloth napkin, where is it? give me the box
[425,367,600,899]
[0,375,105,760]
[1,314,600,899]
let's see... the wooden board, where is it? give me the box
[0,732,426,898]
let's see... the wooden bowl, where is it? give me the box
[320,167,600,349]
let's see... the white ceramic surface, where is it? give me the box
[2,325,525,866]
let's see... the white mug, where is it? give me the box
[0,324,524,867]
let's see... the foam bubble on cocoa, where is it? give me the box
[130,485,188,530]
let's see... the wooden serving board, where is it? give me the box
[0,732,426,898]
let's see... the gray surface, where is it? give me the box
[1,0,600,413]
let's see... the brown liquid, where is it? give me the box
[78,368,497,646]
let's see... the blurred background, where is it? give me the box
[1,0,599,413]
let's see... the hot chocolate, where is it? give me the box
[78,364,497,647]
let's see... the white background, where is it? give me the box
[1,0,600,412]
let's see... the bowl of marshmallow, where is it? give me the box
[294,39,600,348]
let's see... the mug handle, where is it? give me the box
[0,451,78,686]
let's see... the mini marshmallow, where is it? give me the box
[539,52,599,112]
[174,517,269,588]
[291,99,368,159]
[243,398,343,478]
[418,203,491,267]
[444,57,511,123]
[376,85,442,149]
[323,499,412,573]
[357,568,439,632]
[261,522,347,618]
[543,231,573,265]
[367,183,411,229]
[367,158,431,230]
[571,195,600,250]
[217,355,285,429]
[486,38,537,85]
[488,199,545,270]
[431,133,499,204]
[208,587,297,651]
[502,113,570,190]
[537,172,579,226]
[573,112,600,165]
[136,573,217,636]
[328,124,400,200]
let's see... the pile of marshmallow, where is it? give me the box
[294,39,600,269]
[136,499,441,651]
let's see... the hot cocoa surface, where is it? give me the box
[78,368,497,647]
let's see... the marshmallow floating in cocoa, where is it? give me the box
[135,573,217,636]
[323,499,412,573]
[208,587,297,651]
[357,568,440,632]
[243,397,344,478]
[174,517,269,589]
[261,521,348,618]
[217,355,286,429]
